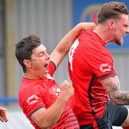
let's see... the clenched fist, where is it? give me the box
[59,80,74,102]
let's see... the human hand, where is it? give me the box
[78,22,96,31]
[0,107,8,122]
[59,80,74,102]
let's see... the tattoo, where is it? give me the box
[102,76,129,105]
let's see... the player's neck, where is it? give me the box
[23,72,40,79]
[93,25,113,43]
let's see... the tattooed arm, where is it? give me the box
[101,76,129,105]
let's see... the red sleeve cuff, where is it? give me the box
[97,72,117,80]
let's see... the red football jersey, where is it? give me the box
[68,30,117,128]
[19,61,79,129]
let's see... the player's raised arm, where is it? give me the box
[50,22,96,69]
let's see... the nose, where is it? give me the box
[46,52,50,60]
[126,27,129,33]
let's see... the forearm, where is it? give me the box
[31,94,68,128]
[57,22,96,53]
[109,88,129,105]
[42,96,67,128]
[51,22,96,68]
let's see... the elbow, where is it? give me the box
[36,120,54,129]
[31,109,57,128]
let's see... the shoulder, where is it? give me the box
[19,79,45,114]
[19,79,43,103]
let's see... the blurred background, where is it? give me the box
[0,0,129,128]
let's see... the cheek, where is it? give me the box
[119,26,124,32]
[32,62,42,70]
[116,29,122,36]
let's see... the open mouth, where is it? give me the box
[44,63,48,68]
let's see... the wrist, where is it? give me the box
[58,94,69,103]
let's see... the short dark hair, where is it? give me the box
[97,1,129,24]
[15,34,41,72]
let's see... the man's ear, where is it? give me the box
[107,19,115,29]
[23,59,32,68]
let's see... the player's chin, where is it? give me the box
[116,38,123,46]
[42,72,48,78]
[39,72,46,79]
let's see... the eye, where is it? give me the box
[124,24,129,28]
[39,52,44,57]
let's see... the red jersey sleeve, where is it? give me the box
[48,61,56,76]
[85,44,117,80]
[19,80,45,117]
